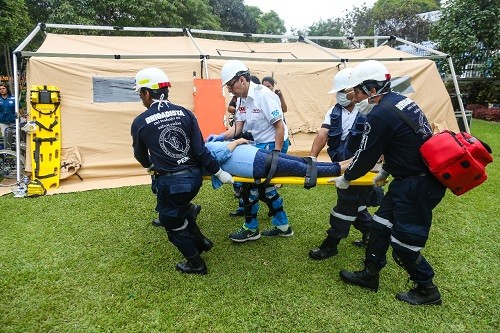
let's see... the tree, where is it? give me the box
[209,0,257,33]
[431,0,500,78]
[306,18,347,49]
[342,4,375,47]
[371,0,440,42]
[24,0,221,30]
[251,8,286,35]
[0,0,31,82]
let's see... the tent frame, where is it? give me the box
[10,23,468,189]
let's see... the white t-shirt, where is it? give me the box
[235,82,288,143]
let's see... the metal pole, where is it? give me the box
[448,57,470,133]
[12,24,43,193]
[12,51,22,183]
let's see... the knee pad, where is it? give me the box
[249,188,260,203]
[260,187,283,213]
[240,186,258,204]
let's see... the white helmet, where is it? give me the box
[328,67,354,93]
[134,67,171,92]
[220,60,249,86]
[347,60,391,89]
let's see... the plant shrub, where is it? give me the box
[472,107,500,122]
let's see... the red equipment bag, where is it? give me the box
[420,130,493,196]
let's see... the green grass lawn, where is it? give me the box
[1,119,499,332]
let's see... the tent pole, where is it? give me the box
[394,37,447,57]
[448,56,470,133]
[185,29,209,79]
[12,50,22,184]
[12,24,43,189]
[302,38,342,59]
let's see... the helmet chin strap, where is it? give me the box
[362,80,390,102]
[152,93,168,110]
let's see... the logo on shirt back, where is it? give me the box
[395,98,412,111]
[160,126,190,161]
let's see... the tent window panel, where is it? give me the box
[391,76,415,95]
[92,77,136,103]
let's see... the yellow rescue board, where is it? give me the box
[203,172,376,186]
[29,85,61,190]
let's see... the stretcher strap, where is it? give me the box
[35,119,58,132]
[303,157,317,189]
[259,150,280,188]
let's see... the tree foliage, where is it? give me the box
[371,0,439,42]
[209,0,257,33]
[431,0,500,78]
[24,0,221,30]
[254,9,286,35]
[0,0,31,47]
[0,0,31,80]
[306,18,346,49]
[342,4,375,47]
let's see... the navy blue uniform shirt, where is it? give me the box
[131,100,220,174]
[344,92,432,181]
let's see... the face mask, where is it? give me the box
[356,98,375,115]
[336,92,351,107]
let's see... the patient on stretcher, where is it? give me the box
[205,139,351,188]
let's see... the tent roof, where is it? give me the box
[31,33,442,63]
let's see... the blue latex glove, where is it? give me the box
[207,134,224,142]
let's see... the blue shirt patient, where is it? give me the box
[205,138,350,188]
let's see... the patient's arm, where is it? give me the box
[339,158,354,173]
[226,138,249,152]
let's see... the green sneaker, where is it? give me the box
[261,226,294,237]
[229,227,261,243]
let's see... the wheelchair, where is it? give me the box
[0,124,26,179]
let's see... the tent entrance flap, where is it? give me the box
[193,78,226,140]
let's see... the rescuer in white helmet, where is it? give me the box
[131,67,234,275]
[332,60,446,306]
[207,60,292,242]
[308,67,374,261]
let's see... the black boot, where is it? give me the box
[353,231,370,248]
[188,203,202,220]
[195,236,214,254]
[186,204,213,254]
[396,283,442,305]
[176,254,207,275]
[339,265,380,292]
[309,236,340,260]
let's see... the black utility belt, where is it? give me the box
[154,168,195,177]
[394,172,428,180]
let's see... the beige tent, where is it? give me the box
[9,24,461,195]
